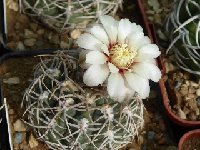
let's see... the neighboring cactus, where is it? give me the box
[22,51,144,150]
[19,0,123,33]
[166,0,200,75]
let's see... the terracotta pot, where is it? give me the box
[159,78,200,127]
[178,129,200,150]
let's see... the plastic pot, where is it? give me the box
[178,129,200,150]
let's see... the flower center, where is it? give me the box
[110,44,137,69]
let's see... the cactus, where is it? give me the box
[19,0,123,33]
[22,51,144,150]
[166,0,200,76]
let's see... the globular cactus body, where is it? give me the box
[23,52,144,150]
[166,0,200,75]
[20,0,123,32]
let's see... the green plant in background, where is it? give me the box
[22,51,144,150]
[166,0,200,76]
[19,0,123,33]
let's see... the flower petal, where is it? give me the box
[131,63,161,82]
[132,24,143,32]
[124,73,150,99]
[86,51,107,64]
[98,43,109,55]
[118,19,143,44]
[128,32,151,51]
[77,33,102,51]
[108,63,119,73]
[87,25,109,46]
[143,59,156,65]
[135,44,161,61]
[83,64,109,86]
[100,15,118,44]
[79,50,91,69]
[118,19,133,43]
[107,73,134,102]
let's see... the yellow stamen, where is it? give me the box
[110,44,137,69]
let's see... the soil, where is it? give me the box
[181,136,200,150]
[0,56,176,150]
[165,70,200,121]
[0,56,49,150]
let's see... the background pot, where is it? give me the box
[159,77,200,142]
[160,79,200,127]
[178,129,200,150]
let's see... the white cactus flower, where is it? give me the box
[77,15,161,102]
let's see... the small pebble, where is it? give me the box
[70,29,81,39]
[187,93,196,99]
[189,112,197,120]
[196,89,200,96]
[195,109,199,116]
[3,77,20,85]
[165,62,177,73]
[7,0,19,11]
[14,119,26,132]
[37,29,45,35]
[29,134,39,148]
[147,131,156,140]
[190,81,199,88]
[180,87,188,96]
[177,108,186,119]
[24,29,37,39]
[14,132,23,144]
[16,41,25,50]
[24,38,36,47]
[188,87,196,94]
[9,109,14,115]
[20,144,30,150]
